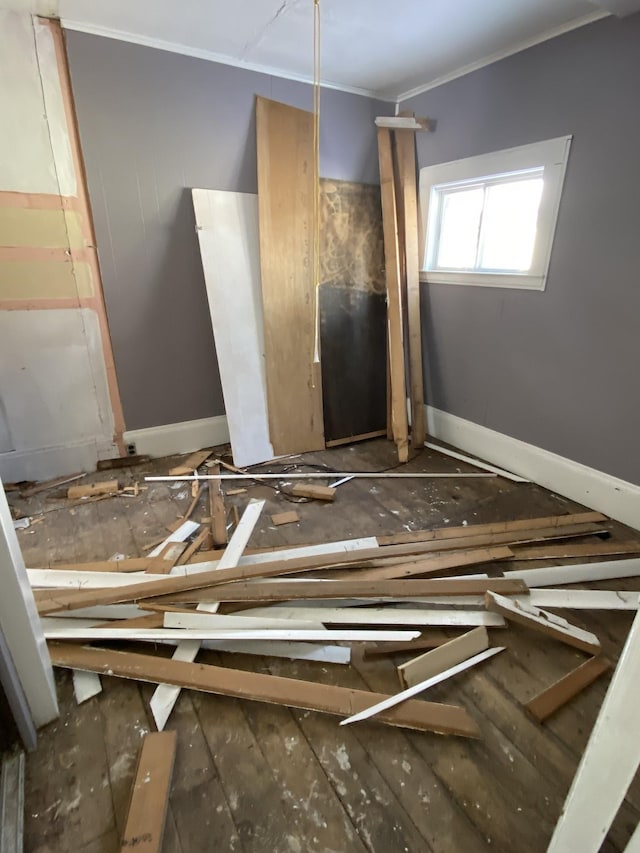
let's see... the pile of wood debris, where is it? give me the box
[28,496,640,736]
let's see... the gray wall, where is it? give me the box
[404,14,640,485]
[65,31,387,431]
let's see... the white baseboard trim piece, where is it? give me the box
[425,405,640,531]
[123,415,229,458]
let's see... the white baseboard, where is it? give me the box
[0,437,116,484]
[124,415,230,458]
[425,405,640,532]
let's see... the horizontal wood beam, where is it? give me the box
[48,642,480,737]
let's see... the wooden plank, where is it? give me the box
[341,647,504,726]
[48,642,480,737]
[176,528,209,566]
[377,126,408,462]
[424,441,527,482]
[525,589,640,610]
[208,466,227,547]
[547,608,640,853]
[255,96,324,454]
[398,626,490,688]
[45,627,423,642]
[163,612,326,631]
[526,657,612,723]
[350,545,513,581]
[120,731,176,853]
[270,511,299,526]
[45,557,152,572]
[289,484,336,502]
[228,606,505,628]
[153,576,528,604]
[325,430,387,448]
[192,189,274,467]
[485,591,601,655]
[512,541,640,560]
[203,639,351,664]
[67,480,118,499]
[395,126,425,448]
[150,499,265,730]
[509,557,640,587]
[168,449,212,476]
[34,537,525,615]
[377,511,607,545]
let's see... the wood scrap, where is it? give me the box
[485,591,601,655]
[147,521,199,558]
[508,557,640,587]
[289,484,336,502]
[208,465,227,546]
[374,116,434,130]
[48,642,480,736]
[215,606,505,629]
[225,488,247,496]
[67,480,119,499]
[346,545,513,581]
[44,627,421,642]
[120,731,176,853]
[271,511,300,526]
[168,449,212,477]
[397,627,490,688]
[526,656,612,722]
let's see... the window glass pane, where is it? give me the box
[436,187,483,269]
[478,178,543,272]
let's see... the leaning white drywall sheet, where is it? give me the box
[192,189,273,467]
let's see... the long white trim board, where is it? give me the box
[192,189,273,467]
[425,405,640,531]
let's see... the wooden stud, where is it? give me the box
[120,731,176,853]
[526,657,612,723]
[395,123,425,448]
[49,642,480,737]
[398,627,490,688]
[485,591,601,655]
[377,126,409,463]
[289,483,336,502]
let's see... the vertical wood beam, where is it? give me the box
[377,127,409,463]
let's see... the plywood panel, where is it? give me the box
[255,96,324,455]
[192,189,273,467]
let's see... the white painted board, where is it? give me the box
[192,189,273,467]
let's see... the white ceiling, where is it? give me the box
[6,0,623,100]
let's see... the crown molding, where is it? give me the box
[60,18,393,101]
[393,9,609,104]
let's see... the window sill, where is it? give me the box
[419,270,546,291]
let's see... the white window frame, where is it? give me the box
[419,135,572,291]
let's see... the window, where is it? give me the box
[419,136,572,290]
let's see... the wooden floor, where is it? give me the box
[13,439,640,853]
